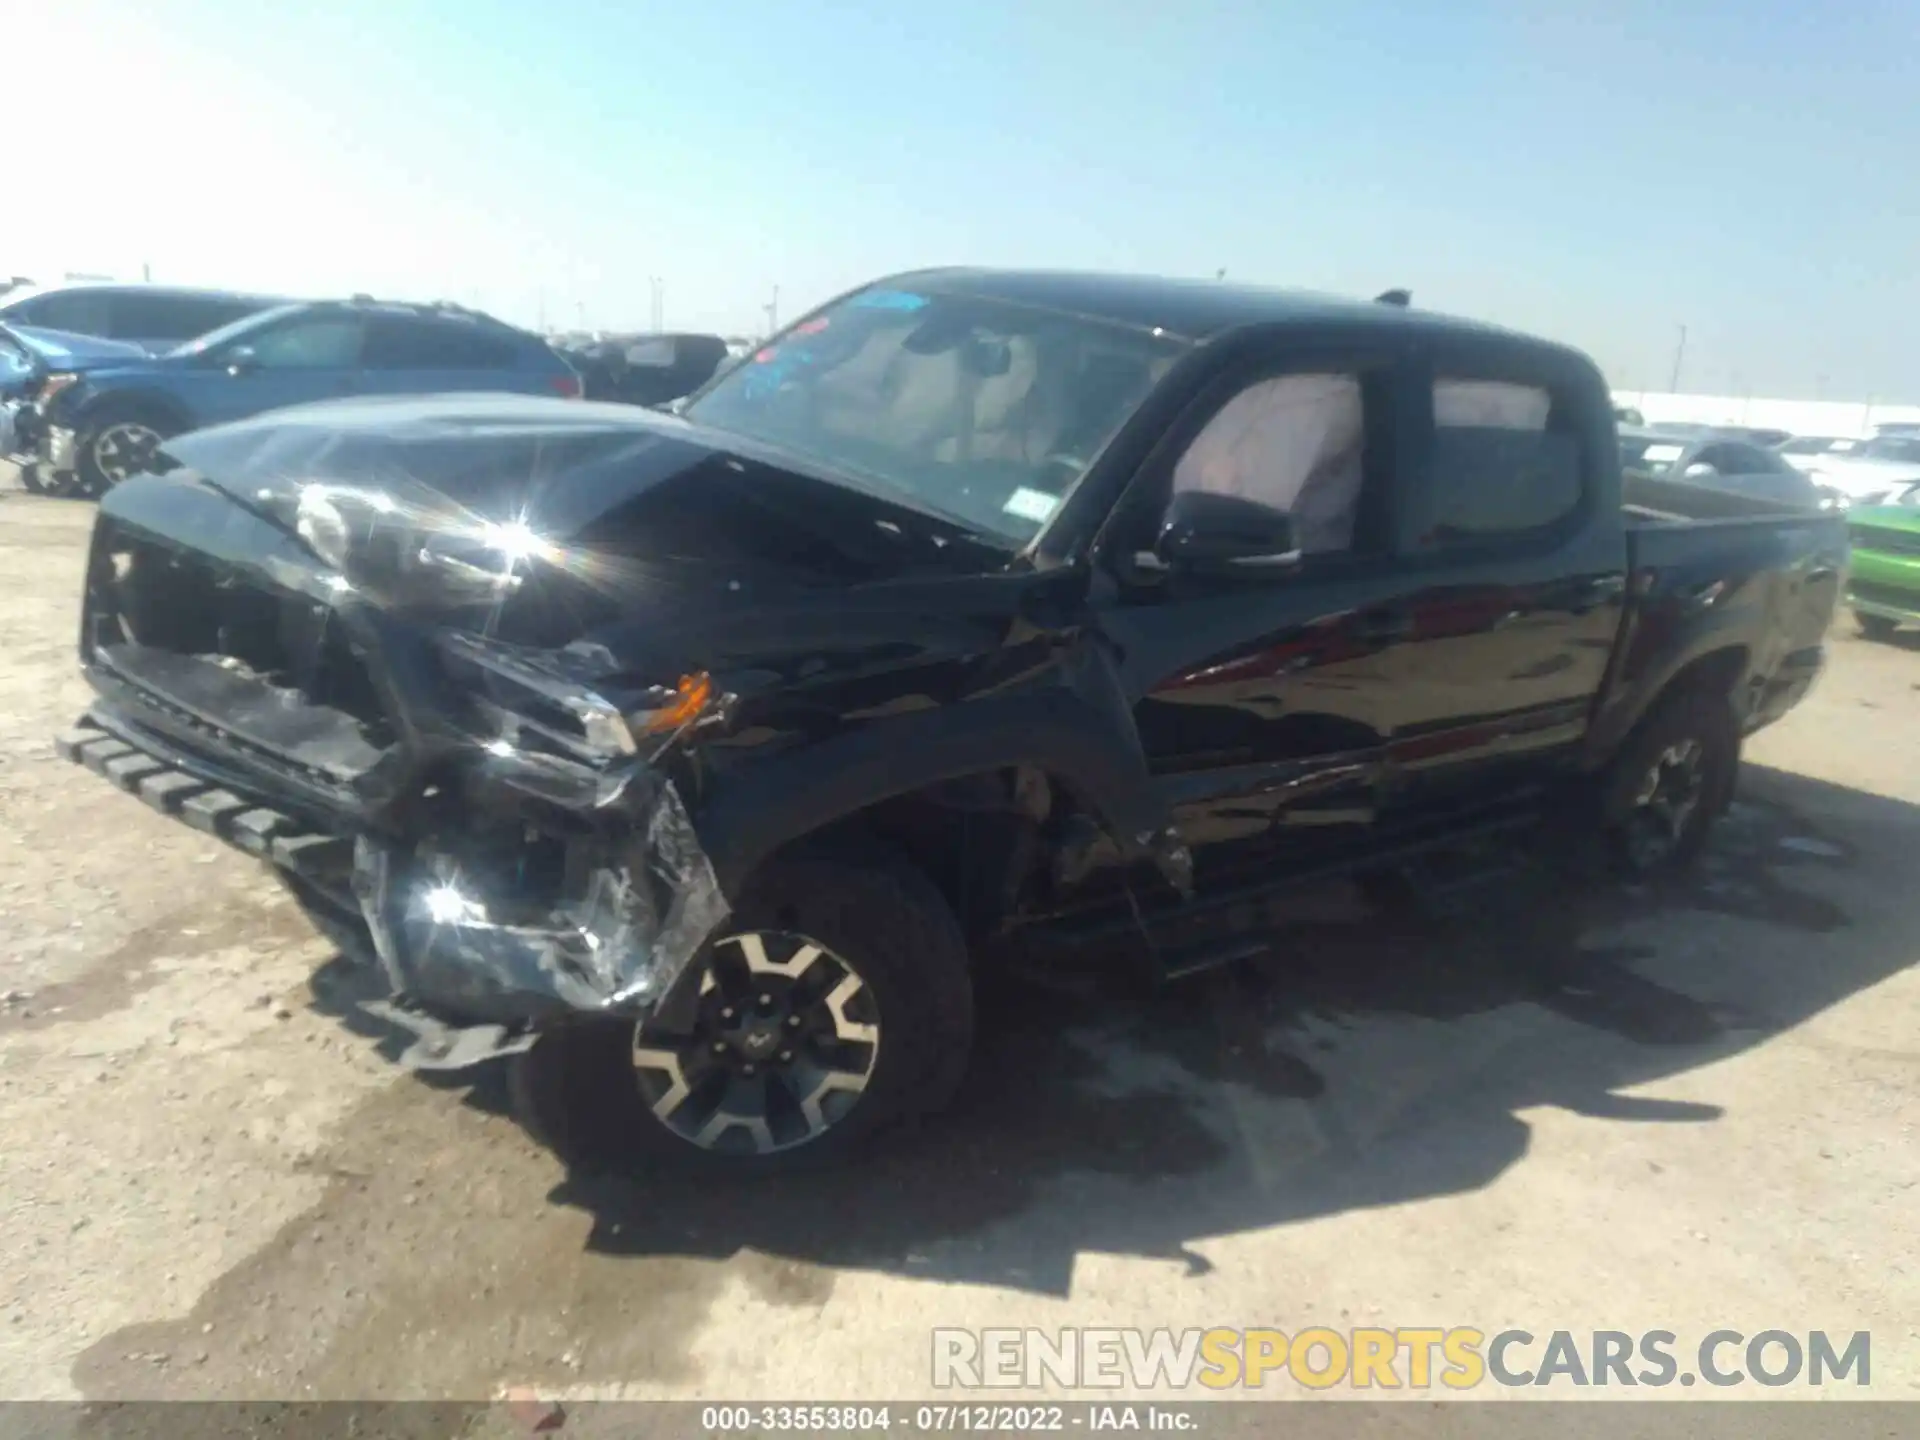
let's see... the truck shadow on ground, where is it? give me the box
[66,763,1920,1401]
[505,762,1908,1295]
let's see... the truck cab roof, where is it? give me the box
[880,268,1562,352]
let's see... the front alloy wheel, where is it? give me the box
[508,852,975,1173]
[87,421,166,489]
[632,930,882,1156]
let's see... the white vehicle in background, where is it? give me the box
[1776,435,1871,474]
[1802,434,1920,506]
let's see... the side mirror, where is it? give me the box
[1155,490,1301,573]
[224,345,258,376]
[1682,461,1717,480]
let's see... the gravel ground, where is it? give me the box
[1,478,1917,1415]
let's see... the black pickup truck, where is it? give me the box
[56,270,1844,1170]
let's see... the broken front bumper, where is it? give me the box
[37,421,75,476]
[59,475,731,1064]
[57,708,725,1066]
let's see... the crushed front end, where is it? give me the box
[61,467,730,1068]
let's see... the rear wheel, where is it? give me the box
[1855,611,1900,641]
[510,852,975,1174]
[1599,689,1740,878]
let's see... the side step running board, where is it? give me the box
[1009,803,1548,988]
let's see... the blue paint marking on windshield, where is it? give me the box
[850,289,929,312]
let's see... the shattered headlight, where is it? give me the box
[286,482,552,602]
[441,631,719,764]
[411,519,557,596]
[292,484,397,574]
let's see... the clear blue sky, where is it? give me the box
[12,0,1916,399]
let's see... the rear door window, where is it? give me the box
[1418,378,1582,546]
[362,316,519,369]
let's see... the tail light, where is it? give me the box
[549,372,583,399]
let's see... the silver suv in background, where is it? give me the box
[0,284,292,355]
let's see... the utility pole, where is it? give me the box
[142,261,152,282]
[649,277,664,332]
[765,285,779,336]
[1667,324,1687,393]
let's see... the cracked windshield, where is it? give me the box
[1,1,1913,1435]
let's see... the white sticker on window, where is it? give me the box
[1640,443,1685,464]
[1002,487,1061,524]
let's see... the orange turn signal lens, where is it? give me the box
[633,672,714,734]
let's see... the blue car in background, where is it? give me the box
[24,297,584,496]
[1,323,157,488]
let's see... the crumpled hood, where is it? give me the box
[154,392,1015,650]
[163,392,744,539]
[161,391,997,546]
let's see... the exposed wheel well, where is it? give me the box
[76,391,189,439]
[753,765,1077,945]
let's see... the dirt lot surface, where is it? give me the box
[1,480,1917,1415]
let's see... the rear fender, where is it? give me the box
[1585,606,1753,769]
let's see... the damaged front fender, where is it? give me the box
[692,630,1192,901]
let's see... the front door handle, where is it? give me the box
[1354,607,1412,644]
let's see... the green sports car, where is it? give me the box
[1846,482,1920,638]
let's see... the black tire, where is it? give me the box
[32,462,93,499]
[76,407,176,494]
[1599,688,1740,878]
[509,851,975,1175]
[1855,611,1900,641]
[16,462,49,495]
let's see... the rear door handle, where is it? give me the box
[1354,607,1412,644]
